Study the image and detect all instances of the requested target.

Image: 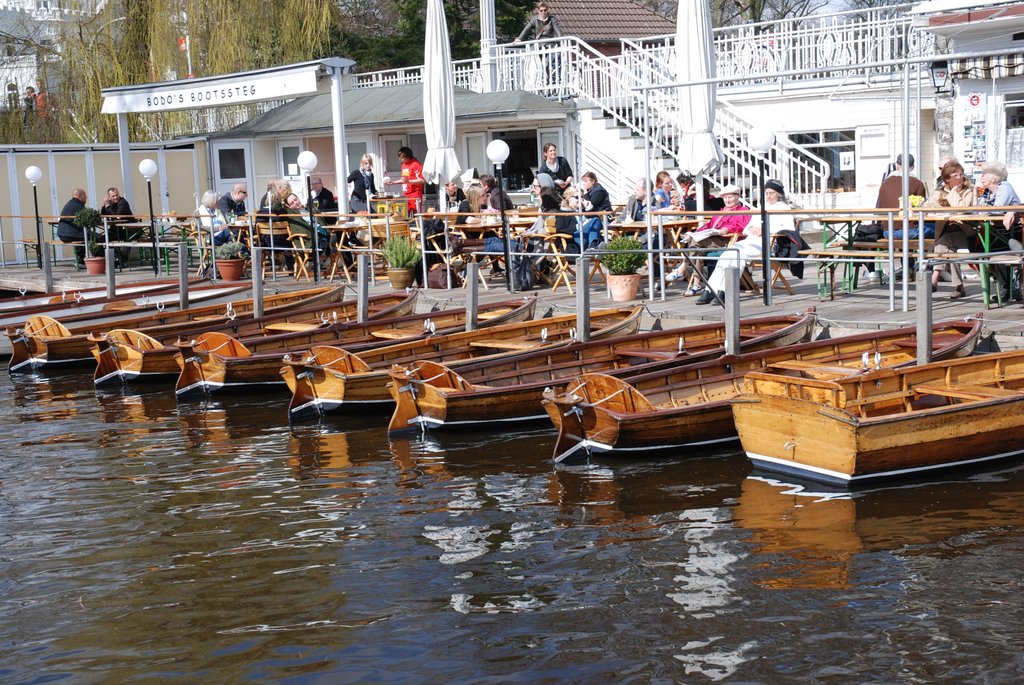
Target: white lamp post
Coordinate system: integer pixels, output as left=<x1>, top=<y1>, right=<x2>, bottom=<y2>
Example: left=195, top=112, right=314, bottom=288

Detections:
left=297, top=150, right=321, bottom=283
left=138, top=158, right=160, bottom=276
left=24, top=165, right=43, bottom=269
left=748, top=127, right=776, bottom=306
left=486, top=139, right=512, bottom=292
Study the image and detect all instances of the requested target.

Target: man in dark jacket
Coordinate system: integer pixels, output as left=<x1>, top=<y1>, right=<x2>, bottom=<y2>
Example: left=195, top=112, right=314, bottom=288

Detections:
left=218, top=184, right=247, bottom=219
left=56, top=188, right=89, bottom=263
left=100, top=187, right=135, bottom=242
left=306, top=177, right=338, bottom=225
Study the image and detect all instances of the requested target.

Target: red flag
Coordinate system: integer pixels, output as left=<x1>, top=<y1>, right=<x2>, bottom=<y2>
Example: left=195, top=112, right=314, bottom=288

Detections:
left=177, top=36, right=188, bottom=51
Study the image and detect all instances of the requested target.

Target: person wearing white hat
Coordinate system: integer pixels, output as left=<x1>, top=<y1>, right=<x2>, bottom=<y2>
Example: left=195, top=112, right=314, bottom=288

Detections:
left=695, top=179, right=795, bottom=305
left=665, top=183, right=751, bottom=294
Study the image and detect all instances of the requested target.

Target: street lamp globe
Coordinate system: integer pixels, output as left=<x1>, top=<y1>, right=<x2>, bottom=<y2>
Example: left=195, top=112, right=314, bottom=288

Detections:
left=24, top=166, right=43, bottom=185
left=486, top=139, right=510, bottom=166
left=748, top=127, right=776, bottom=154
left=138, top=158, right=158, bottom=179
left=297, top=151, right=318, bottom=172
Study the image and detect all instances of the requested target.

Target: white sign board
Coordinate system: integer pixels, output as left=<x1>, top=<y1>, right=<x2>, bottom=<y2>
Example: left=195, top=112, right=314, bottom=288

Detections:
left=102, top=70, right=318, bottom=114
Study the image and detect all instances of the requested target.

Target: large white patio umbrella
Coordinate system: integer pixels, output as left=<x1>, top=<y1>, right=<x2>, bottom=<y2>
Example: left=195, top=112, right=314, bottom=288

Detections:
left=675, top=0, right=724, bottom=177
left=423, top=0, right=462, bottom=204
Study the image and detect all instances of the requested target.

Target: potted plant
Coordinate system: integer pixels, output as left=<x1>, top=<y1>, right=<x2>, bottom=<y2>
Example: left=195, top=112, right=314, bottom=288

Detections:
left=83, top=239, right=106, bottom=275
left=602, top=236, right=646, bottom=301
left=214, top=240, right=247, bottom=281
left=382, top=236, right=421, bottom=289
left=73, top=207, right=103, bottom=269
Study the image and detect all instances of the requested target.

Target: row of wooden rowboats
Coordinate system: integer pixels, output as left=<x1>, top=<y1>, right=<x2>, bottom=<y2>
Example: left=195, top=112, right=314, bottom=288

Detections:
left=6, top=278, right=1024, bottom=487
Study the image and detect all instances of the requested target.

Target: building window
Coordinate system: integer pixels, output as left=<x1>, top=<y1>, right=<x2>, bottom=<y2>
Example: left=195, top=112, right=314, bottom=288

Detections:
left=1006, top=94, right=1024, bottom=168
left=789, top=129, right=856, bottom=193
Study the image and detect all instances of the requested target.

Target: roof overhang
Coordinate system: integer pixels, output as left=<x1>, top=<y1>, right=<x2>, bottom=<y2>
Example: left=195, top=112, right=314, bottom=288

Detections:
left=911, top=0, right=1024, bottom=38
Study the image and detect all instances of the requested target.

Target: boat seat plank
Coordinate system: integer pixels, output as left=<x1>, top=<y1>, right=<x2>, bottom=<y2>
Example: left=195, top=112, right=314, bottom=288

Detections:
left=912, top=383, right=1022, bottom=400
left=371, top=328, right=428, bottom=340
left=770, top=360, right=864, bottom=376
left=614, top=347, right=685, bottom=360
left=468, top=340, right=540, bottom=350
left=471, top=354, right=621, bottom=385
left=477, top=309, right=514, bottom=320
left=263, top=322, right=321, bottom=333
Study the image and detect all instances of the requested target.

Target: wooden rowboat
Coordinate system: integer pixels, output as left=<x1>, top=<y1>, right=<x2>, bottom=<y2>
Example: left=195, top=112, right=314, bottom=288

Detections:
left=732, top=345, right=1024, bottom=486
left=386, top=309, right=817, bottom=434
left=8, top=285, right=349, bottom=374
left=3, top=281, right=253, bottom=363
left=174, top=296, right=538, bottom=398
left=0, top=277, right=207, bottom=325
left=88, top=290, right=411, bottom=385
left=542, top=317, right=982, bottom=463
left=281, top=306, right=644, bottom=419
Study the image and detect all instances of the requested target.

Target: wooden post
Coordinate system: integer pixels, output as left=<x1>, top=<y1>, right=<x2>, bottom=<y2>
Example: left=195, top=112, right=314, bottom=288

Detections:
left=177, top=243, right=189, bottom=311
left=251, top=246, right=264, bottom=320
left=916, top=263, right=933, bottom=365
left=357, top=254, right=369, bottom=323
left=105, top=246, right=116, bottom=298
left=41, top=238, right=53, bottom=293
left=576, top=255, right=590, bottom=342
left=724, top=265, right=741, bottom=356
left=465, top=261, right=479, bottom=332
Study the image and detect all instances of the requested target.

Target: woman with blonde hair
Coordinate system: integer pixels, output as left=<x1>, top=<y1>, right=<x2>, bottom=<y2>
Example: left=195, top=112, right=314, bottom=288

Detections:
left=347, top=153, right=377, bottom=213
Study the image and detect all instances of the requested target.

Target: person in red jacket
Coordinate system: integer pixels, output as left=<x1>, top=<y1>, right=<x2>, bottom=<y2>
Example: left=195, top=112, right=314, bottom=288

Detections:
left=385, top=146, right=424, bottom=214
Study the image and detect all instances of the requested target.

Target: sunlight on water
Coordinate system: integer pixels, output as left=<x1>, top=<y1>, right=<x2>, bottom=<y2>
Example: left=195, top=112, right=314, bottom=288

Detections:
left=3, top=372, right=1024, bottom=682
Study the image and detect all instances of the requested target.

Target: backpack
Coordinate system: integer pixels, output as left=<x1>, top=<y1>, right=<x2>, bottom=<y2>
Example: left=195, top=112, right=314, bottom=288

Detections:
left=511, top=237, right=535, bottom=291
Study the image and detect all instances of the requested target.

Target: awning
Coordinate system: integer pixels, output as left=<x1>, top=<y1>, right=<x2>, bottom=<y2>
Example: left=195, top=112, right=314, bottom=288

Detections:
left=951, top=53, right=1024, bottom=78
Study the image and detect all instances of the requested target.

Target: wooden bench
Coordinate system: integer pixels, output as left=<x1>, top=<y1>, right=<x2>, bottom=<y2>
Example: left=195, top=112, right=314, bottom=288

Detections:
left=613, top=347, right=686, bottom=360
left=468, top=339, right=540, bottom=350
left=912, top=383, right=1023, bottom=400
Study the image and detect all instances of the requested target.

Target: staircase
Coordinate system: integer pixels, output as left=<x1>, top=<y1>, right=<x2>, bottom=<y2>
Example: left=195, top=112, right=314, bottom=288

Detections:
left=351, top=5, right=934, bottom=206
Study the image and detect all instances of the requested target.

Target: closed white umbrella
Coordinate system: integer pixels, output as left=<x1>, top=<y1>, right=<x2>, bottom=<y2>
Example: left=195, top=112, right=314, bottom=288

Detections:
left=423, top=0, right=462, bottom=202
left=675, top=0, right=724, bottom=177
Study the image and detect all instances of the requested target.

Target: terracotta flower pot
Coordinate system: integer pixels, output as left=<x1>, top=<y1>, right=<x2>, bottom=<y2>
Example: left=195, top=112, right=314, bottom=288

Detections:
left=84, top=256, right=106, bottom=276
left=387, top=267, right=416, bottom=290
left=217, top=259, right=246, bottom=282
left=607, top=273, right=642, bottom=302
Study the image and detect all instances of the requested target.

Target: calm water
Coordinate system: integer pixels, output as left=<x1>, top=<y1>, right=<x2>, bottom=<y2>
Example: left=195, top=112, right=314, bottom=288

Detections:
left=3, top=370, right=1024, bottom=684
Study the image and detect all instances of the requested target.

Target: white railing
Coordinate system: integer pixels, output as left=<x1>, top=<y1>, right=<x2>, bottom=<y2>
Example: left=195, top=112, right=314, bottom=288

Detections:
left=618, top=5, right=934, bottom=87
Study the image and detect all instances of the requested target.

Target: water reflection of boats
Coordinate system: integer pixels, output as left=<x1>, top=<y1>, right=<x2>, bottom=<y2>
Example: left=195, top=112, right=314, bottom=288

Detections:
left=735, top=466, right=1024, bottom=589
left=95, top=388, right=179, bottom=424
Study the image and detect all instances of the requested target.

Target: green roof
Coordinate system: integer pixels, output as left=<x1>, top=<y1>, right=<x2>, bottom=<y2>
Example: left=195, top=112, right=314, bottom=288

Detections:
left=214, top=84, right=575, bottom=137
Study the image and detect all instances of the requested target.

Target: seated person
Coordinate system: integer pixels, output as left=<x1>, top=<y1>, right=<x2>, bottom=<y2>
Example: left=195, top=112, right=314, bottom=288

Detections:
left=693, top=180, right=795, bottom=305
left=677, top=173, right=725, bottom=213
left=665, top=184, right=751, bottom=293
left=927, top=160, right=976, bottom=299
left=568, top=171, right=612, bottom=249
left=196, top=190, right=233, bottom=246
left=618, top=178, right=661, bottom=278
left=100, top=186, right=135, bottom=241
left=652, top=170, right=677, bottom=209
left=284, top=192, right=330, bottom=256
left=55, top=188, right=90, bottom=263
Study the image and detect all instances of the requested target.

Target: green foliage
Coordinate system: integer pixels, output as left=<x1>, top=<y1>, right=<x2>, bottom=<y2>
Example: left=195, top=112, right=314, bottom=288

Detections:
left=383, top=236, right=421, bottom=269
left=215, top=241, right=246, bottom=260
left=74, top=207, right=102, bottom=230
left=87, top=240, right=105, bottom=257
left=602, top=236, right=646, bottom=275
